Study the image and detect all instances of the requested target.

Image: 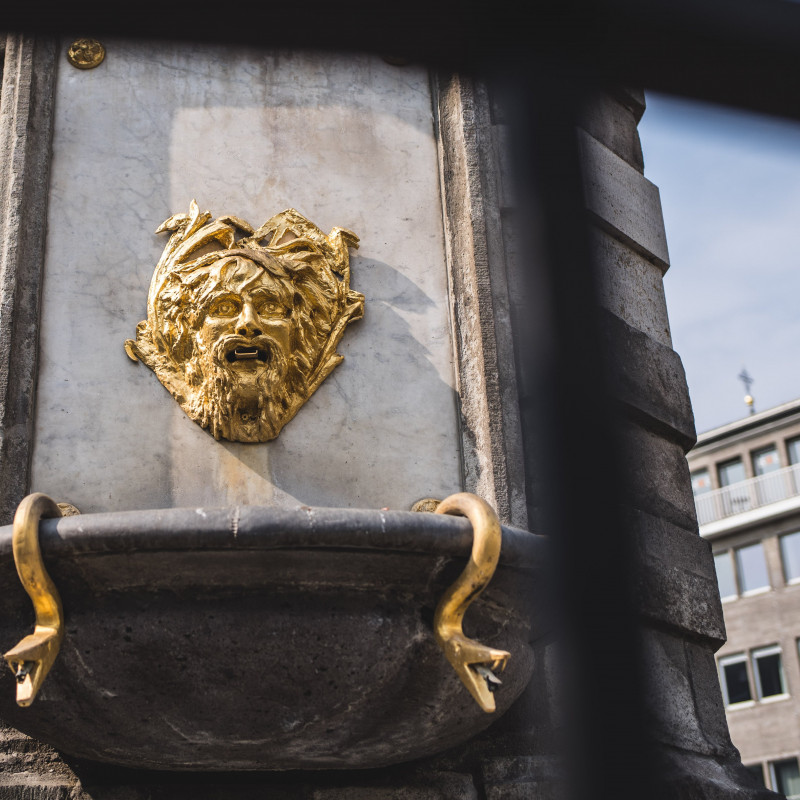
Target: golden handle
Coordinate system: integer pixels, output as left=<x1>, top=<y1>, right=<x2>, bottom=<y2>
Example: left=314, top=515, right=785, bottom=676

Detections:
left=3, top=493, right=64, bottom=706
left=434, top=493, right=510, bottom=712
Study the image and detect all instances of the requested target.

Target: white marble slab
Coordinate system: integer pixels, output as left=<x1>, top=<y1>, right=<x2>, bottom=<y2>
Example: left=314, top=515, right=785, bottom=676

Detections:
left=31, top=42, right=462, bottom=513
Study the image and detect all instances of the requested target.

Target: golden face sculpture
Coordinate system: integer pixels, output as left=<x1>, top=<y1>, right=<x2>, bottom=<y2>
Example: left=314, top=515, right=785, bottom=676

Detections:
left=125, top=201, right=364, bottom=442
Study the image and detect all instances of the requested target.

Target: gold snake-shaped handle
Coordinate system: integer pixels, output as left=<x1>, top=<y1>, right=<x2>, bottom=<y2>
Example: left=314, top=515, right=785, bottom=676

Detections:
left=434, top=493, right=510, bottom=712
left=3, top=493, right=64, bottom=706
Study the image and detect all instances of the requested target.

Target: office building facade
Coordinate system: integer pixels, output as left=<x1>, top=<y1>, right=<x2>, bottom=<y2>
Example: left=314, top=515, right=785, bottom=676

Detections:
left=690, top=398, right=800, bottom=797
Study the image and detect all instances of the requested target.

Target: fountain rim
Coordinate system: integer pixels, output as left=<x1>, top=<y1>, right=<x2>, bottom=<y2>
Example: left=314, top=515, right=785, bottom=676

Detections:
left=0, top=505, right=544, bottom=569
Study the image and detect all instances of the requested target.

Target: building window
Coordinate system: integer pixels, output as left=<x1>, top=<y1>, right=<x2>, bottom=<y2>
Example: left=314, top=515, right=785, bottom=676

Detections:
left=691, top=468, right=712, bottom=495
left=752, top=646, right=786, bottom=700
left=718, top=458, right=752, bottom=514
left=788, top=437, right=800, bottom=466
left=771, top=758, right=800, bottom=799
left=719, top=458, right=747, bottom=486
left=713, top=543, right=771, bottom=599
left=752, top=444, right=789, bottom=504
left=753, top=445, right=781, bottom=475
left=781, top=531, right=800, bottom=584
left=735, top=542, right=770, bottom=595
left=713, top=551, right=737, bottom=600
left=719, top=654, right=752, bottom=706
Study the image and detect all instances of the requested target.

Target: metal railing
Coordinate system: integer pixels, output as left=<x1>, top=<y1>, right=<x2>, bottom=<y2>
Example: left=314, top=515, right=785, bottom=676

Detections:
left=695, top=464, right=800, bottom=526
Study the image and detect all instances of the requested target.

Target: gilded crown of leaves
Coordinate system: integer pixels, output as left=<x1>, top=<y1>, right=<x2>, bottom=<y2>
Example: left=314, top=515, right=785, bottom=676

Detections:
left=147, top=199, right=360, bottom=316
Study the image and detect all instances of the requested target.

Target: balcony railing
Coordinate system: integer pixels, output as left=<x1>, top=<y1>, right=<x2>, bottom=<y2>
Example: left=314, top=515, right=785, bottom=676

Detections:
left=694, top=464, right=800, bottom=526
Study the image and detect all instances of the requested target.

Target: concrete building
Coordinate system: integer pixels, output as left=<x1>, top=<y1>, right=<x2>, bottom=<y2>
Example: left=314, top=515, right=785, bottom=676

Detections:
left=690, top=398, right=800, bottom=797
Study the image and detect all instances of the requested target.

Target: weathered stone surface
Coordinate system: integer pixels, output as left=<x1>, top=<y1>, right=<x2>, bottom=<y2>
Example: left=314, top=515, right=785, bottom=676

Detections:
left=309, top=774, right=478, bottom=799
left=685, top=640, right=743, bottom=757
left=618, top=418, right=699, bottom=532
left=482, top=755, right=563, bottom=800
left=481, top=641, right=553, bottom=741
left=434, top=74, right=527, bottom=526
left=0, top=35, right=57, bottom=524
left=62, top=772, right=477, bottom=800
left=577, top=91, right=644, bottom=172
left=601, top=309, right=695, bottom=450
left=611, top=87, right=646, bottom=123
left=640, top=627, right=736, bottom=757
left=654, top=749, right=779, bottom=800
left=0, top=786, right=73, bottom=800
left=486, top=785, right=555, bottom=800
left=592, top=226, right=672, bottom=347
left=628, top=506, right=725, bottom=644
left=578, top=128, right=670, bottom=269
left=0, top=725, right=76, bottom=782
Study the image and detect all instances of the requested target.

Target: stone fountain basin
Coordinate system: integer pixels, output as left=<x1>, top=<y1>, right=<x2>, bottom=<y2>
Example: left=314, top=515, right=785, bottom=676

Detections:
left=0, top=506, right=547, bottom=771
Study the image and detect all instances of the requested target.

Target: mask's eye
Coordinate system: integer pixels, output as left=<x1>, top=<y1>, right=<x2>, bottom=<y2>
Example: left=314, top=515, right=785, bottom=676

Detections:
left=211, top=298, right=240, bottom=317
left=255, top=299, right=286, bottom=316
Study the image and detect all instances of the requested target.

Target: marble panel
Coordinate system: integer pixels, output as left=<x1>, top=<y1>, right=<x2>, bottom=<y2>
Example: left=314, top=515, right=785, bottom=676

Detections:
left=31, top=42, right=462, bottom=513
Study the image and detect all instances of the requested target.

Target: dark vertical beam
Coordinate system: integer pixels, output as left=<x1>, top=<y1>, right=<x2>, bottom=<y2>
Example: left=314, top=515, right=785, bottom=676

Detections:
left=506, top=66, right=655, bottom=798
left=0, top=35, right=58, bottom=523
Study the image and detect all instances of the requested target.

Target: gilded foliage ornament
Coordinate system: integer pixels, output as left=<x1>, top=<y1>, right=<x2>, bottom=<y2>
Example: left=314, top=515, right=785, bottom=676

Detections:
left=126, top=201, right=364, bottom=442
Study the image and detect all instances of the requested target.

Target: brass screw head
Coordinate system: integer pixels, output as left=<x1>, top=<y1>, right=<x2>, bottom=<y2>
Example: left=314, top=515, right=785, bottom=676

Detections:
left=411, top=498, right=442, bottom=513
left=67, top=38, right=106, bottom=70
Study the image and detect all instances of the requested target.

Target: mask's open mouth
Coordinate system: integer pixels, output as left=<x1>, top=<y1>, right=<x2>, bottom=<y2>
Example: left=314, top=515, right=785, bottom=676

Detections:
left=226, top=346, right=270, bottom=364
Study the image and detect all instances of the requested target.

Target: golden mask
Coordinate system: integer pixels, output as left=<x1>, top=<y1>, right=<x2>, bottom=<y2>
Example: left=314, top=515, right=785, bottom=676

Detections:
left=126, top=201, right=364, bottom=442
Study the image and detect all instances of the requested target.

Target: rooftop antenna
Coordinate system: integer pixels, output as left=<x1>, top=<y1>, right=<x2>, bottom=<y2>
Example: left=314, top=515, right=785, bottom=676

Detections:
left=738, top=367, right=755, bottom=415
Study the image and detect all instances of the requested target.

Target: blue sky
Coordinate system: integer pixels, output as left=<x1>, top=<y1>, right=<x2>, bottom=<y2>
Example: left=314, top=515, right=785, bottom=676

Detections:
left=637, top=94, right=800, bottom=434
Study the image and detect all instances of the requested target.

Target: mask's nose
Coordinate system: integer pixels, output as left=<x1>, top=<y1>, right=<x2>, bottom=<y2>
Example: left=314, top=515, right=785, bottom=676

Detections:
left=235, top=302, right=262, bottom=337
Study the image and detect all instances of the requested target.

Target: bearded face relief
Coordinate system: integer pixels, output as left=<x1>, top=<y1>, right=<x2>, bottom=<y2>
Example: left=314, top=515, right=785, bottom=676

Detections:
left=125, top=202, right=364, bottom=442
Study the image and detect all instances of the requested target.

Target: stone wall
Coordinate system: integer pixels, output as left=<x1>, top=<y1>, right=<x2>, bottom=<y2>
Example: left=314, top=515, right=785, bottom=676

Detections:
left=0, top=34, right=777, bottom=800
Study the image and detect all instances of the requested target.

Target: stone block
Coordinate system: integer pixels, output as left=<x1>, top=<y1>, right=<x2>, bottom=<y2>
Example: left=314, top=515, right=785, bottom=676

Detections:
left=0, top=785, right=73, bottom=800
left=485, top=786, right=554, bottom=800
left=629, top=506, right=725, bottom=644
left=654, top=749, right=779, bottom=800
left=640, top=626, right=733, bottom=757
left=617, top=419, right=698, bottom=532
left=685, top=641, right=740, bottom=756
left=482, top=755, right=560, bottom=785
left=310, top=778, right=477, bottom=800
left=72, top=775, right=478, bottom=800
left=482, top=755, right=563, bottom=800
left=578, top=129, right=670, bottom=269
left=611, top=86, right=646, bottom=122
left=577, top=91, right=644, bottom=172
left=601, top=309, right=695, bottom=450
left=592, top=226, right=672, bottom=347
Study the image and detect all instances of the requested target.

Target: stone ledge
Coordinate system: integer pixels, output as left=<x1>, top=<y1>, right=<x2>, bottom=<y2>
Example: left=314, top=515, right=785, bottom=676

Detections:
left=617, top=419, right=699, bottom=533
left=601, top=308, right=696, bottom=451
left=641, top=627, right=735, bottom=758
left=577, top=91, right=644, bottom=173
left=592, top=226, right=672, bottom=348
left=0, top=782, right=74, bottom=800
left=578, top=128, right=670, bottom=270
left=654, top=748, right=780, bottom=800
left=611, top=86, right=646, bottom=123
left=481, top=754, right=563, bottom=800
left=630, top=506, right=725, bottom=644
